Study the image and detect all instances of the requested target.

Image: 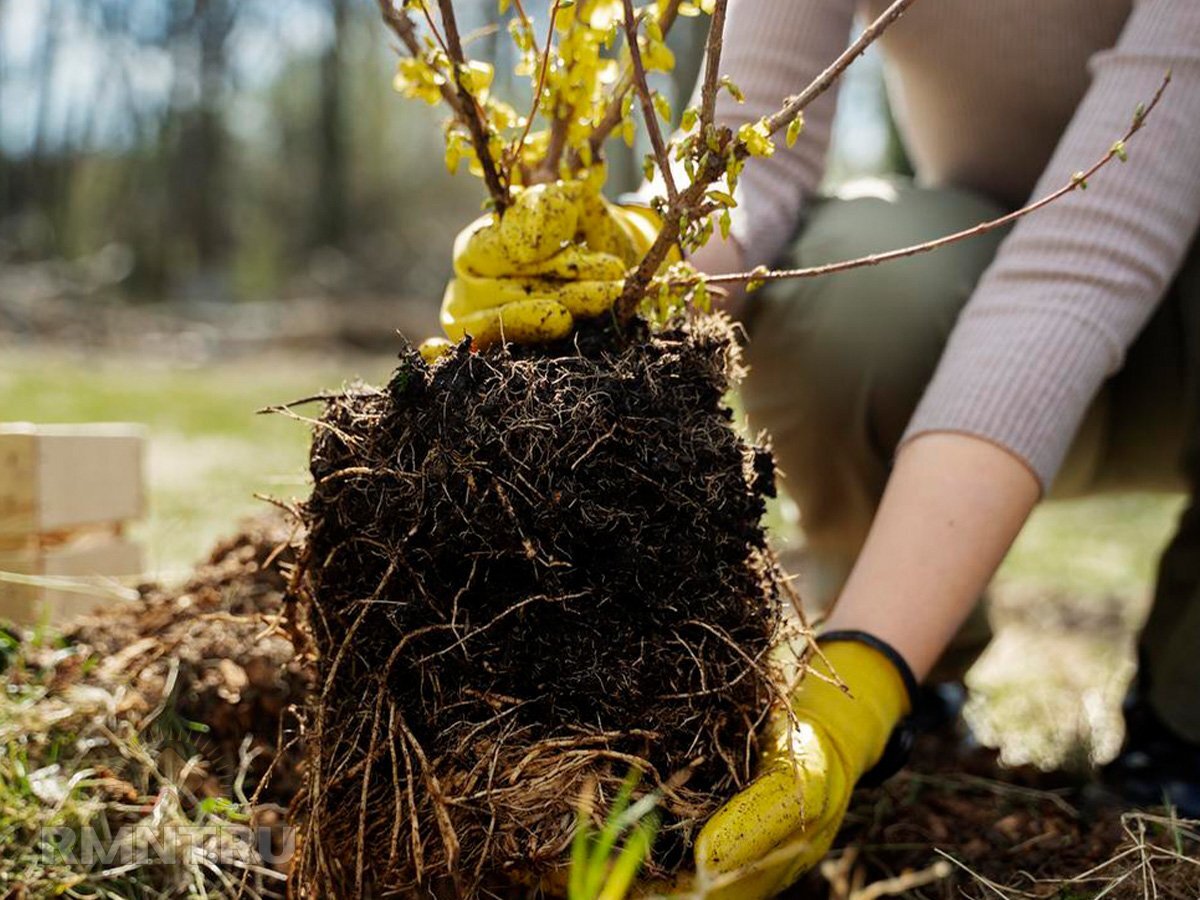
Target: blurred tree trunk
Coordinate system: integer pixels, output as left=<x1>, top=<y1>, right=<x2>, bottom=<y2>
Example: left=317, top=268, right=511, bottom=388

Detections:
left=23, top=0, right=66, bottom=234
left=313, top=0, right=351, bottom=250
left=0, top=0, right=10, bottom=218
left=33, top=0, right=62, bottom=160
left=168, top=0, right=236, bottom=280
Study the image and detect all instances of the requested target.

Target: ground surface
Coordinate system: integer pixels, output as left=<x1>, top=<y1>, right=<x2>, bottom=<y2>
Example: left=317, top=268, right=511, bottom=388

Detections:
left=806, top=730, right=1200, bottom=899
left=1, top=348, right=1195, bottom=897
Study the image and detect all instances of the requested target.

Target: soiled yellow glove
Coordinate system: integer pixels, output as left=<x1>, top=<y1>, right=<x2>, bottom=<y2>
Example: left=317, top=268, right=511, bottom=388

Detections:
left=693, top=639, right=913, bottom=899
left=420, top=181, right=665, bottom=360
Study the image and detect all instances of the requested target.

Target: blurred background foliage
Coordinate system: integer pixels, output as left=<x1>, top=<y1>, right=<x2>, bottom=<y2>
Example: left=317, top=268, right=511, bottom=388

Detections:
left=0, top=0, right=900, bottom=329
left=2, top=0, right=484, bottom=320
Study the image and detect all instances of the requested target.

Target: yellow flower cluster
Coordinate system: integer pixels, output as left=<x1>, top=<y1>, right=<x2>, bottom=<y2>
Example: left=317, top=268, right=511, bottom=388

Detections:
left=393, top=55, right=447, bottom=106
left=391, top=0, right=684, bottom=189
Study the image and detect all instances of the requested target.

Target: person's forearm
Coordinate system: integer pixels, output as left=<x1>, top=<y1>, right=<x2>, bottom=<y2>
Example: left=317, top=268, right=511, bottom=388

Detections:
left=822, top=432, right=1041, bottom=680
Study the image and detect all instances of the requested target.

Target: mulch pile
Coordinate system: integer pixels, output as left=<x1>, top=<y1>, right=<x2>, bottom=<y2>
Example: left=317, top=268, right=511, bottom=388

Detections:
left=61, top=515, right=309, bottom=806
left=800, top=728, right=1200, bottom=899
left=287, top=315, right=788, bottom=896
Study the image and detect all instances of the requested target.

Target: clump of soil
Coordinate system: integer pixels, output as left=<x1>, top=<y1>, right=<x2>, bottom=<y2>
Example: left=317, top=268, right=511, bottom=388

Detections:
left=62, top=515, right=308, bottom=804
left=288, top=315, right=786, bottom=896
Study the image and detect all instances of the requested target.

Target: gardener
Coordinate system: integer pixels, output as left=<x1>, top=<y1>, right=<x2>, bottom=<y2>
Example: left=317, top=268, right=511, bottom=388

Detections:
left=439, top=0, right=1200, bottom=895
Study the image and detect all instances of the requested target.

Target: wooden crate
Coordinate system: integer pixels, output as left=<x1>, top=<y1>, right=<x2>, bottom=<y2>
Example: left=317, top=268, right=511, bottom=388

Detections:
left=0, top=424, right=145, bottom=625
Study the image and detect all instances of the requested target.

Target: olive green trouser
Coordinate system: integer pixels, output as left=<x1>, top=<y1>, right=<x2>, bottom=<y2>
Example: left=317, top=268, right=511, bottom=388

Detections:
left=742, top=178, right=1200, bottom=742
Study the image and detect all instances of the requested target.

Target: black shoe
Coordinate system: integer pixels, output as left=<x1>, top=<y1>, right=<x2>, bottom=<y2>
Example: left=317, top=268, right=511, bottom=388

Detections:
left=1101, top=697, right=1200, bottom=818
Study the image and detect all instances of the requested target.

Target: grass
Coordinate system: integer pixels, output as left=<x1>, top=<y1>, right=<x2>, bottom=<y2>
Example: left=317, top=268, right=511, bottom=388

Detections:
left=0, top=632, right=284, bottom=899
left=999, top=492, right=1184, bottom=600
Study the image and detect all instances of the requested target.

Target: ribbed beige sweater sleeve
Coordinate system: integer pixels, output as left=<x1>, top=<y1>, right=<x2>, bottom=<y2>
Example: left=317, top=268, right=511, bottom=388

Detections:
left=903, top=0, right=1200, bottom=489
left=702, top=0, right=854, bottom=270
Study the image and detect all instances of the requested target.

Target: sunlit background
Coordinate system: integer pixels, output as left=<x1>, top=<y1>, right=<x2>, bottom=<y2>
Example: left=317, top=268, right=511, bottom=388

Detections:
left=0, top=1, right=899, bottom=325
left=0, top=0, right=1186, bottom=766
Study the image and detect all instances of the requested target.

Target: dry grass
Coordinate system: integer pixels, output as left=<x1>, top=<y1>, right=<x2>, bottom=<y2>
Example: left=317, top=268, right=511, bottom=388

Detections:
left=0, top=636, right=284, bottom=899
left=0, top=520, right=300, bottom=900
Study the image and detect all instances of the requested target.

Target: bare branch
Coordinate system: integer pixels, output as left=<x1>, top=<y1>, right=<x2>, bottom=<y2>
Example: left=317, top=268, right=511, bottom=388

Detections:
left=622, top=0, right=678, bottom=204
left=698, top=0, right=728, bottom=132
left=764, top=0, right=917, bottom=138
left=436, top=0, right=509, bottom=211
left=532, top=115, right=572, bottom=184
left=667, top=72, right=1172, bottom=290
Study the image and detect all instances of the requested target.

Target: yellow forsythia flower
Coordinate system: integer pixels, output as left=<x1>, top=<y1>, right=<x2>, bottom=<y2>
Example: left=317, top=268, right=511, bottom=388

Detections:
left=737, top=120, right=776, bottom=158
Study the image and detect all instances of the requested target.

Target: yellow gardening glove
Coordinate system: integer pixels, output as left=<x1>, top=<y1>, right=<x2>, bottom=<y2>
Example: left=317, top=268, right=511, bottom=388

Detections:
left=693, top=637, right=915, bottom=899
left=419, top=180, right=668, bottom=362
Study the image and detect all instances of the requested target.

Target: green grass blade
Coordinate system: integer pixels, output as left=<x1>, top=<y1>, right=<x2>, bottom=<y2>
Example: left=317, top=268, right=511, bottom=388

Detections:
left=596, top=814, right=660, bottom=900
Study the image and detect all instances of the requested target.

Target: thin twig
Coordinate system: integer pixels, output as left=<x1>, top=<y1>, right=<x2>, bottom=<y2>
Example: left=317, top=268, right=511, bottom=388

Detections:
left=510, top=0, right=536, bottom=50
left=622, top=0, right=678, bottom=204
left=665, top=71, right=1171, bottom=290
left=376, top=0, right=465, bottom=118
left=506, top=0, right=564, bottom=180
left=535, top=116, right=571, bottom=182
left=418, top=3, right=453, bottom=59
left=763, top=0, right=917, bottom=138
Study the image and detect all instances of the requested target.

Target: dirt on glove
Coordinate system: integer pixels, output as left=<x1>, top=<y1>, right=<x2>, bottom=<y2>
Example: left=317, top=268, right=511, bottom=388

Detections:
left=287, top=314, right=788, bottom=896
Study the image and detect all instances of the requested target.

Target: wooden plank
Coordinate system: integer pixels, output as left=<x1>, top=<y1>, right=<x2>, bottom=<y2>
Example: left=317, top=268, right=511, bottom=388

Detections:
left=0, top=535, right=142, bottom=626
left=0, top=431, right=37, bottom=538
left=0, top=424, right=145, bottom=538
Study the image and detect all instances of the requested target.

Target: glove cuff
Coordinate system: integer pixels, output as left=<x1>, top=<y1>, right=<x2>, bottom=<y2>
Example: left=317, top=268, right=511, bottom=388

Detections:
left=819, top=631, right=919, bottom=709
left=818, top=630, right=920, bottom=787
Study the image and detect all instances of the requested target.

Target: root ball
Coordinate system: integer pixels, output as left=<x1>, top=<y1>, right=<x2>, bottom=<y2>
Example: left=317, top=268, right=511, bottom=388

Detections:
left=290, top=315, right=785, bottom=895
